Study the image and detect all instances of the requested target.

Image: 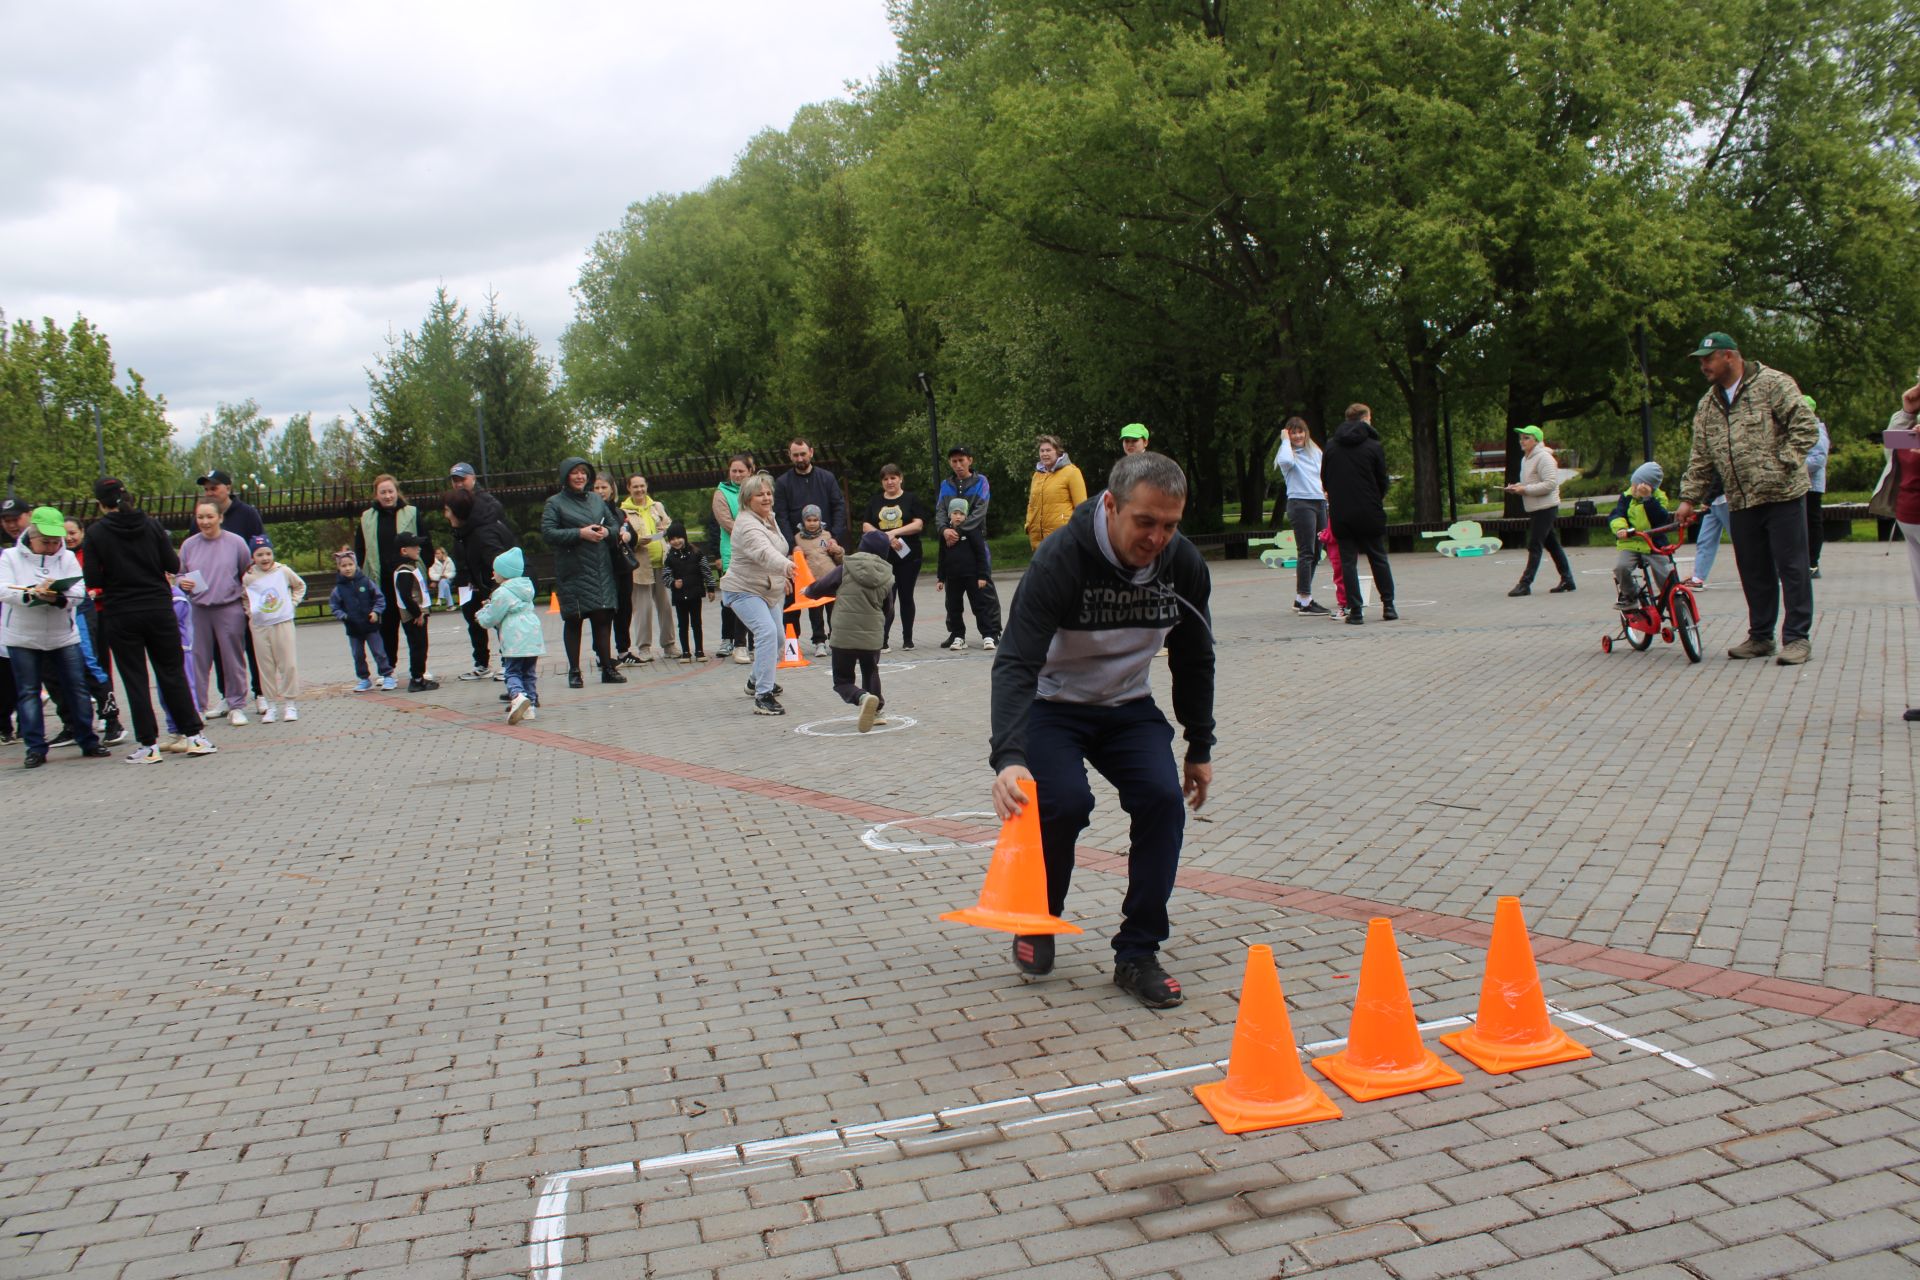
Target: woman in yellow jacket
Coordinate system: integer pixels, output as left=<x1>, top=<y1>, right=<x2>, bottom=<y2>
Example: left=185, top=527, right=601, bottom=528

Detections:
left=1025, top=434, right=1087, bottom=548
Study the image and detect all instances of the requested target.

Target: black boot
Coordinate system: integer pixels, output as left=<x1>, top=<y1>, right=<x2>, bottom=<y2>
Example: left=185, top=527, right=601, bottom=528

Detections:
left=1549, top=579, right=1577, bottom=593
left=1508, top=583, right=1531, bottom=597
left=601, top=664, right=627, bottom=684
left=567, top=670, right=584, bottom=689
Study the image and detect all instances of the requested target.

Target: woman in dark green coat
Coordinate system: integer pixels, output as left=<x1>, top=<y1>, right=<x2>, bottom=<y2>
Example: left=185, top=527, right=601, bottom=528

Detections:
left=541, top=457, right=628, bottom=688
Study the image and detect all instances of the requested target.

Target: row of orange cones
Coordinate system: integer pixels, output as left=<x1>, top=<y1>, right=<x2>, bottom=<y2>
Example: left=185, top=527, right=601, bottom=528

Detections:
left=939, top=778, right=1591, bottom=1135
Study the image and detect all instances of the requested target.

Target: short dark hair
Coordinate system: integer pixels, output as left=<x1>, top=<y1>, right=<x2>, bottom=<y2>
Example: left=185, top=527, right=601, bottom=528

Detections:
left=879, top=463, right=902, bottom=480
left=93, top=477, right=127, bottom=508
left=1344, top=403, right=1371, bottom=421
left=788, top=436, right=811, bottom=449
left=443, top=487, right=474, bottom=519
left=1109, top=451, right=1188, bottom=505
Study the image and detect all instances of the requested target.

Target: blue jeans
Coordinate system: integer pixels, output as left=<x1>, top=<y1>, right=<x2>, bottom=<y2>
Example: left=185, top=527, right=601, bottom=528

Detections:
left=503, top=656, right=539, bottom=704
left=347, top=631, right=392, bottom=680
left=1026, top=697, right=1186, bottom=960
left=9, top=644, right=99, bottom=755
left=723, top=591, right=780, bottom=695
left=1692, top=496, right=1729, bottom=584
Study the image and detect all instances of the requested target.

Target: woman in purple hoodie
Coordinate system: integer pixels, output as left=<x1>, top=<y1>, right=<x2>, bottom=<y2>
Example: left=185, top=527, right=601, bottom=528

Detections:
left=177, top=500, right=254, bottom=726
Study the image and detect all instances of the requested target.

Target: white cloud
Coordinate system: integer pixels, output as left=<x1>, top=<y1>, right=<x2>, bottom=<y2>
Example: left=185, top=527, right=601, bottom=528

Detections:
left=0, top=0, right=900, bottom=437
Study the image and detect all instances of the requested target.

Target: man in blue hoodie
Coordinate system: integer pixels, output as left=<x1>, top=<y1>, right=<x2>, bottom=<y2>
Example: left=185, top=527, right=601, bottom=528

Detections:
left=988, top=452, right=1216, bottom=1009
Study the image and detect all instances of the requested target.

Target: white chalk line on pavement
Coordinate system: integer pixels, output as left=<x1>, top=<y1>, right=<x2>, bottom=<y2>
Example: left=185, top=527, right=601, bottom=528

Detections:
left=859, top=811, right=999, bottom=854
left=525, top=1006, right=1707, bottom=1279
left=793, top=713, right=919, bottom=737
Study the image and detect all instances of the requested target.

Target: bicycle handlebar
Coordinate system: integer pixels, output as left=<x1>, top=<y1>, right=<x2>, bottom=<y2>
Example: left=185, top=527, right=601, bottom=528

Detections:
left=1621, top=523, right=1686, bottom=556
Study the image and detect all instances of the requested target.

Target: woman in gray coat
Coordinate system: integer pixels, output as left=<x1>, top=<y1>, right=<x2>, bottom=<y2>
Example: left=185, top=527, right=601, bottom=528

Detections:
left=541, top=457, right=628, bottom=688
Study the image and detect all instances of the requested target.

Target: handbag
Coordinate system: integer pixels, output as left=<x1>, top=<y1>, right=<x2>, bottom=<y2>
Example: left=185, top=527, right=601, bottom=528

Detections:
left=1867, top=450, right=1897, bottom=519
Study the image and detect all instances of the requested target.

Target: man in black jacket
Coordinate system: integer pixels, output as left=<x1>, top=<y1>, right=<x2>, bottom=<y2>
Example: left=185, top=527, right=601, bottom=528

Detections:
left=773, top=437, right=846, bottom=548
left=1321, top=403, right=1398, bottom=624
left=81, top=478, right=214, bottom=762
left=988, top=452, right=1215, bottom=1009
left=444, top=484, right=518, bottom=680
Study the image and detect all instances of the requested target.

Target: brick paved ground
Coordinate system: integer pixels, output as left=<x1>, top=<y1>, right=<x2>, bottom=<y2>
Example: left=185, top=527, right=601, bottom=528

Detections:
left=2, top=536, right=1916, bottom=1278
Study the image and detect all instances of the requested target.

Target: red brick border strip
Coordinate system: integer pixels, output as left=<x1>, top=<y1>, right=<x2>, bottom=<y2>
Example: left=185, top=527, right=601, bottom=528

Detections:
left=366, top=690, right=1920, bottom=1038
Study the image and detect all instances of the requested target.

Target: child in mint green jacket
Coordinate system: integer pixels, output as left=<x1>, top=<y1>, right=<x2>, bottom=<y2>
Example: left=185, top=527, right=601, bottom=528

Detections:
left=476, top=547, right=545, bottom=723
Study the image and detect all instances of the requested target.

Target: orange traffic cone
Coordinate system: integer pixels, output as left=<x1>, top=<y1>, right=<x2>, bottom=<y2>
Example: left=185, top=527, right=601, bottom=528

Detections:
left=1313, top=918, right=1463, bottom=1101
left=547, top=591, right=560, bottom=614
left=1196, top=945, right=1342, bottom=1132
left=1439, top=898, right=1592, bottom=1074
left=786, top=548, right=835, bottom=612
left=940, top=778, right=1081, bottom=936
left=776, top=624, right=809, bottom=670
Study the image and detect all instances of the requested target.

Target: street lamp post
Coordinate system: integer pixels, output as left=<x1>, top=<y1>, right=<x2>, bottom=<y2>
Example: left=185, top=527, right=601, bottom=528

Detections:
left=915, top=372, right=940, bottom=490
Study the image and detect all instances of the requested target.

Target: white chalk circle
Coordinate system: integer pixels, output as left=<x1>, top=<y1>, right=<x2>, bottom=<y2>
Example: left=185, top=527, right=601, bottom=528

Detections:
left=795, top=713, right=919, bottom=738
left=860, top=810, right=998, bottom=854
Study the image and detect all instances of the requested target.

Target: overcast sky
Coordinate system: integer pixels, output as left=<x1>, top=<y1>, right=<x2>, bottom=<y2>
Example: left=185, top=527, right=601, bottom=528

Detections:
left=0, top=1, right=901, bottom=441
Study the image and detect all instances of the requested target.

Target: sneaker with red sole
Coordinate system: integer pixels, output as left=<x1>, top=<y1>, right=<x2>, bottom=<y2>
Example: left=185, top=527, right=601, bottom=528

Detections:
left=1013, top=935, right=1054, bottom=976
left=1113, top=956, right=1183, bottom=1008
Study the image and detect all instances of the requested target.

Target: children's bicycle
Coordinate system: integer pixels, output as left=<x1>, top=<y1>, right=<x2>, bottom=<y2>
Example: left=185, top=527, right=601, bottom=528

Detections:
left=1600, top=524, right=1702, bottom=663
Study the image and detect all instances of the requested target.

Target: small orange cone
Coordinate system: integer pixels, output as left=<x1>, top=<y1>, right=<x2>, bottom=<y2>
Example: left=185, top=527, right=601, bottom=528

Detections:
left=547, top=591, right=560, bottom=614
left=1439, top=898, right=1592, bottom=1074
left=940, top=777, right=1081, bottom=936
left=1313, top=918, right=1463, bottom=1101
left=785, top=548, right=835, bottom=612
left=1196, top=945, right=1342, bottom=1132
left=776, top=624, right=809, bottom=670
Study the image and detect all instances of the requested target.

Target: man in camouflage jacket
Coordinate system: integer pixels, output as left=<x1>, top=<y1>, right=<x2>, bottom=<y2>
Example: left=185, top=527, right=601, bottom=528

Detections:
left=1673, top=332, right=1819, bottom=665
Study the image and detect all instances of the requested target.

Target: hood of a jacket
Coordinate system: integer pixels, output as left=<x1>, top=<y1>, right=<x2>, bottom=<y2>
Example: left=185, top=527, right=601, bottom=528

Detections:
left=844, top=551, right=895, bottom=591
left=557, top=456, right=595, bottom=492
left=1331, top=418, right=1378, bottom=448
left=96, top=508, right=152, bottom=538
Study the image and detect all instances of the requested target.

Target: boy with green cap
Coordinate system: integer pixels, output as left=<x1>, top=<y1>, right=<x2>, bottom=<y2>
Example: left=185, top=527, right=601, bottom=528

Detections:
left=0, top=507, right=110, bottom=766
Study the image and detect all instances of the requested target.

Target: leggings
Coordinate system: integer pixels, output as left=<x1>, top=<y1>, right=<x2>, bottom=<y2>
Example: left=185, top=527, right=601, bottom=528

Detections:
left=675, top=601, right=705, bottom=655
left=887, top=553, right=920, bottom=646
left=562, top=610, right=614, bottom=673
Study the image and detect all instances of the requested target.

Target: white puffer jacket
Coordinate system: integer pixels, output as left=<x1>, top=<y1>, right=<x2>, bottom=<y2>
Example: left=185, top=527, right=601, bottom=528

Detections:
left=0, top=543, right=85, bottom=650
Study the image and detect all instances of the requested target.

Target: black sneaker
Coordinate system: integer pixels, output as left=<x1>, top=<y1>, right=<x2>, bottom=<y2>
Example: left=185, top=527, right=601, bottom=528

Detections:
left=1298, top=600, right=1330, bottom=616
left=48, top=727, right=75, bottom=748
left=1114, top=956, right=1183, bottom=1008
left=1344, top=611, right=1365, bottom=626
left=23, top=752, right=46, bottom=769
left=407, top=678, right=440, bottom=692
left=1013, top=935, right=1055, bottom=976
left=902, top=640, right=915, bottom=650
left=601, top=667, right=627, bottom=684
left=82, top=745, right=111, bottom=758
left=102, top=723, right=129, bottom=746
left=567, top=671, right=584, bottom=689
left=752, top=693, right=785, bottom=716
left=745, top=678, right=783, bottom=697
left=1381, top=605, right=1399, bottom=621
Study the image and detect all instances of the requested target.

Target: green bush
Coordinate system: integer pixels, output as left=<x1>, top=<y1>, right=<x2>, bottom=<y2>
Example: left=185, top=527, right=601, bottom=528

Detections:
left=1827, top=438, right=1886, bottom=492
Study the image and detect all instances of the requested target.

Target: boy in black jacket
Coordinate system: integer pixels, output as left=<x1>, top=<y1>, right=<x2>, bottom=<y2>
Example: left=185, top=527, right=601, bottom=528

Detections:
left=987, top=453, right=1216, bottom=1008
left=936, top=498, right=1001, bottom=650
left=663, top=530, right=716, bottom=661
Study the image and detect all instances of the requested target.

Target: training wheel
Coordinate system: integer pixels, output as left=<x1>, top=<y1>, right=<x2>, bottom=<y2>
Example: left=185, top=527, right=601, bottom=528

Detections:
left=1662, top=628, right=1674, bottom=643
left=1600, top=635, right=1613, bottom=653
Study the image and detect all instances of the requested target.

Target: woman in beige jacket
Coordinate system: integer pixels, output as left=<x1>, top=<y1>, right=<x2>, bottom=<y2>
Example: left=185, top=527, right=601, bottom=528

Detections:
left=718, top=473, right=795, bottom=715
left=619, top=474, right=677, bottom=662
left=1505, top=425, right=1575, bottom=595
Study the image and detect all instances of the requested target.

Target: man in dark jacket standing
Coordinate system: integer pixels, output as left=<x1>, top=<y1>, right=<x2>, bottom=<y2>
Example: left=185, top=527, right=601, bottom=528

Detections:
left=988, top=452, right=1216, bottom=1009
left=81, top=478, right=214, bottom=762
left=444, top=482, right=517, bottom=680
left=1321, top=404, right=1398, bottom=624
left=773, top=437, right=845, bottom=548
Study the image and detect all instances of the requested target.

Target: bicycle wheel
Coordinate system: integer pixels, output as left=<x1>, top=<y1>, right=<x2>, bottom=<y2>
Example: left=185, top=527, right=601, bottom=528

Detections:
left=1626, top=617, right=1654, bottom=651
left=1672, top=589, right=1703, bottom=663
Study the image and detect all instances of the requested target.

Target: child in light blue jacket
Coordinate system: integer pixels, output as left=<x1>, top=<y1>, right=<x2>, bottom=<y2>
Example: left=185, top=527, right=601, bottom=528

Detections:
left=476, top=547, right=545, bottom=723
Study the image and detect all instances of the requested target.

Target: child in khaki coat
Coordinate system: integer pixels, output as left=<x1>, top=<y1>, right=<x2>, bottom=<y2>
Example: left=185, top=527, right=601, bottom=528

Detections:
left=793, top=504, right=843, bottom=655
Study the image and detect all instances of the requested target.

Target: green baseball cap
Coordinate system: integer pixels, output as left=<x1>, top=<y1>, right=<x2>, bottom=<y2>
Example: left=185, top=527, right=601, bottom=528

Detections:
left=1515, top=425, right=1545, bottom=442
left=1688, top=331, right=1739, bottom=357
left=1802, top=394, right=1817, bottom=411
left=28, top=506, right=66, bottom=538
left=1119, top=422, right=1149, bottom=440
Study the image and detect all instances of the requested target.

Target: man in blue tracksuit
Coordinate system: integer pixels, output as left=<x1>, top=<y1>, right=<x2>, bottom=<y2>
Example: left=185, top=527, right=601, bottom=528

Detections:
left=987, top=452, right=1216, bottom=1008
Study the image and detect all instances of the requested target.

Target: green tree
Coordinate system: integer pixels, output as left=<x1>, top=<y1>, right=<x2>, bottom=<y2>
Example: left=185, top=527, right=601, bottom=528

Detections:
left=0, top=312, right=176, bottom=502
left=469, top=293, right=584, bottom=475
left=365, top=288, right=475, bottom=479
left=179, top=399, right=274, bottom=492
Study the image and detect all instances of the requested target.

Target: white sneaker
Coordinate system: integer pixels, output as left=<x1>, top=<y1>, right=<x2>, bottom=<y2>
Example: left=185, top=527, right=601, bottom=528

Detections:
left=459, top=667, right=493, bottom=681
left=261, top=707, right=279, bottom=724
left=228, top=709, right=248, bottom=727
left=507, top=694, right=531, bottom=724
left=283, top=705, right=299, bottom=722
left=125, top=744, right=161, bottom=764
left=733, top=647, right=752, bottom=664
left=161, top=734, right=191, bottom=753
left=184, top=735, right=218, bottom=756
left=981, top=637, right=997, bottom=651
left=256, top=695, right=270, bottom=715
left=857, top=693, right=881, bottom=733
left=812, top=642, right=828, bottom=658
left=946, top=637, right=967, bottom=651
left=522, top=707, right=537, bottom=721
